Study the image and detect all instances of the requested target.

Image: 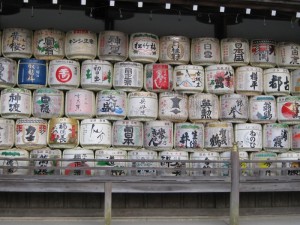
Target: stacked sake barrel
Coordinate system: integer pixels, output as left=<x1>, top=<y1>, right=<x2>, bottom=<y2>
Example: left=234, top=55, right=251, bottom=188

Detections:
left=0, top=28, right=300, bottom=177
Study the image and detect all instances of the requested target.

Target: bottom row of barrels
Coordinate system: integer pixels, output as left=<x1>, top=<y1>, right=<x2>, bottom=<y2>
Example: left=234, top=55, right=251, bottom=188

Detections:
left=0, top=148, right=299, bottom=177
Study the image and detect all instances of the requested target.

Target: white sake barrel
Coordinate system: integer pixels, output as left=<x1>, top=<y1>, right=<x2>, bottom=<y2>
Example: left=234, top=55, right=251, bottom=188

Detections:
left=2, top=28, right=33, bottom=59
left=277, top=42, right=300, bottom=69
left=159, top=35, right=190, bottom=65
left=250, top=151, right=277, bottom=176
left=80, top=59, right=112, bottom=91
left=48, top=59, right=80, bottom=90
left=205, top=64, right=234, bottom=95
left=98, top=30, right=128, bottom=62
left=220, top=94, right=249, bottom=123
left=80, top=119, right=111, bottom=150
left=290, top=69, right=300, bottom=96
left=277, top=151, right=300, bottom=176
left=0, top=148, right=29, bottom=175
left=62, top=148, right=94, bottom=176
left=1, top=88, right=31, bottom=118
left=158, top=92, right=188, bottom=122
left=127, top=91, right=158, bottom=121
left=15, top=118, right=48, bottom=150
left=0, top=57, right=17, bottom=89
left=30, top=148, right=62, bottom=175
left=65, top=29, right=97, bottom=60
left=249, top=95, right=277, bottom=123
left=250, top=39, right=277, bottom=68
left=32, top=88, right=64, bottom=119
left=173, top=65, right=204, bottom=94
left=47, top=118, right=79, bottom=149
left=188, top=93, right=219, bottom=123
left=113, top=61, right=143, bottom=92
left=144, top=120, right=173, bottom=151
left=144, top=63, right=173, bottom=92
left=174, top=122, right=204, bottom=151
left=95, top=148, right=127, bottom=176
left=33, top=29, right=65, bottom=60
left=235, top=66, right=263, bottom=96
left=221, top=38, right=250, bottom=66
left=190, top=151, right=220, bottom=176
left=204, top=122, right=234, bottom=152
left=277, top=96, right=300, bottom=124
left=191, top=37, right=220, bottom=66
left=129, top=32, right=159, bottom=63
left=112, top=120, right=143, bottom=150
left=235, top=123, right=262, bottom=152
left=263, top=123, right=290, bottom=153
left=219, top=151, right=249, bottom=176
left=128, top=149, right=158, bottom=176
left=263, top=68, right=290, bottom=96
left=0, top=118, right=14, bottom=149
left=291, top=124, right=300, bottom=152
left=96, top=90, right=127, bottom=120
left=65, top=89, right=95, bottom=119
left=159, top=149, right=188, bottom=176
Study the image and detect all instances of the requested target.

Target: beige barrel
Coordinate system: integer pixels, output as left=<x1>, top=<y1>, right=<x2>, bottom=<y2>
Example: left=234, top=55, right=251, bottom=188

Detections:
left=250, top=151, right=277, bottom=176
left=250, top=39, right=277, bottom=68
left=190, top=150, right=220, bottom=176
left=277, top=42, right=300, bottom=69
left=0, top=57, right=17, bottom=89
left=0, top=118, right=15, bottom=150
left=221, top=38, right=250, bottom=66
left=263, top=123, right=290, bottom=153
left=277, top=151, right=300, bottom=176
left=291, top=124, right=300, bottom=152
left=159, top=149, right=188, bottom=176
left=249, top=95, right=277, bottom=123
left=235, top=123, right=262, bottom=152
left=263, top=68, right=290, bottom=96
left=277, top=96, right=300, bottom=124
left=220, top=151, right=249, bottom=176
left=291, top=69, right=300, bottom=96
left=0, top=148, right=29, bottom=175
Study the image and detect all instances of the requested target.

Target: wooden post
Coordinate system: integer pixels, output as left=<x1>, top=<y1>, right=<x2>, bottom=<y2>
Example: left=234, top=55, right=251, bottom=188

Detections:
left=104, top=182, right=112, bottom=225
left=230, top=142, right=240, bottom=225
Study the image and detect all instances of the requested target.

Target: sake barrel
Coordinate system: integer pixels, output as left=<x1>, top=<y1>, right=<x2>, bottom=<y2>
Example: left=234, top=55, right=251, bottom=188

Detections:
left=98, top=30, right=128, bottom=62
left=48, top=118, right=79, bottom=149
left=235, top=123, right=262, bottom=152
left=144, top=63, right=173, bottom=92
left=159, top=35, right=190, bottom=65
left=0, top=118, right=15, bottom=149
left=277, top=151, right=300, bottom=176
left=127, top=149, right=158, bottom=176
left=127, top=91, right=158, bottom=121
left=220, top=94, right=249, bottom=123
left=30, top=148, right=61, bottom=175
left=277, top=42, right=300, bottom=69
left=263, top=123, right=290, bottom=153
left=80, top=119, right=112, bottom=150
left=32, top=88, right=64, bottom=119
left=0, top=148, right=29, bottom=175
left=159, top=149, right=188, bottom=176
left=190, top=150, right=220, bottom=176
left=205, top=64, right=234, bottom=95
left=112, top=120, right=143, bottom=150
left=0, top=57, right=17, bottom=89
left=221, top=38, right=250, bottom=66
left=188, top=93, right=219, bottom=123
left=95, top=148, right=127, bottom=176
left=2, top=28, right=33, bottom=59
left=250, top=151, right=277, bottom=176
left=62, top=148, right=94, bottom=176
left=158, top=92, right=188, bottom=122
left=144, top=120, right=173, bottom=151
left=80, top=59, right=113, bottom=91
left=33, top=29, right=65, bottom=60
left=290, top=69, right=300, bottom=96
left=263, top=68, right=290, bottom=96
left=204, top=122, right=234, bottom=152
left=173, top=65, right=204, bottom=94
left=96, top=90, right=127, bottom=121
left=48, top=59, right=80, bottom=90
left=17, top=58, right=47, bottom=89
left=65, top=29, right=97, bottom=60
left=277, top=96, right=300, bottom=124
left=65, top=89, right=95, bottom=119
left=15, top=118, right=48, bottom=150
left=174, top=122, right=204, bottom=151
left=219, top=151, right=249, bottom=176
left=113, top=61, right=143, bottom=92
left=291, top=124, right=300, bottom=152
left=1, top=88, right=31, bottom=118
left=250, top=39, right=277, bottom=68
left=129, top=32, right=159, bottom=63
left=249, top=95, right=277, bottom=123
left=191, top=37, right=220, bottom=66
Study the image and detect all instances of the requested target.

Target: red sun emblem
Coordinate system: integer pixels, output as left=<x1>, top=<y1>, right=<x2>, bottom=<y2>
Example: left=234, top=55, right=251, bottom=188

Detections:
left=281, top=102, right=299, bottom=118
left=56, top=66, right=72, bottom=83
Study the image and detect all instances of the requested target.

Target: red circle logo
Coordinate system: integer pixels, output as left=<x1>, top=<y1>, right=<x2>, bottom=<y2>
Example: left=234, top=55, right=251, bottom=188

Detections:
left=56, top=66, right=72, bottom=83
left=281, top=102, right=298, bottom=118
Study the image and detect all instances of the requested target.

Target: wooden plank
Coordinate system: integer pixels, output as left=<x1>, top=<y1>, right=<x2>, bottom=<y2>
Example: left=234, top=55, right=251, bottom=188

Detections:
left=46, top=193, right=64, bottom=208
left=162, top=193, right=181, bottom=208
left=145, top=193, right=162, bottom=208
left=230, top=145, right=240, bottom=225
left=125, top=193, right=144, bottom=208
left=182, top=193, right=198, bottom=208
left=105, top=182, right=112, bottom=225
left=272, top=192, right=289, bottom=207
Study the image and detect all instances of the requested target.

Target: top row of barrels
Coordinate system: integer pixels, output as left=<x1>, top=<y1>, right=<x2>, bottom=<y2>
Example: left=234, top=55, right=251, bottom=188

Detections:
left=0, top=28, right=299, bottom=69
